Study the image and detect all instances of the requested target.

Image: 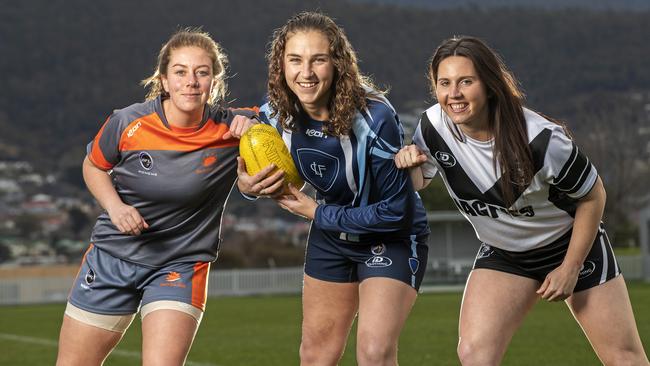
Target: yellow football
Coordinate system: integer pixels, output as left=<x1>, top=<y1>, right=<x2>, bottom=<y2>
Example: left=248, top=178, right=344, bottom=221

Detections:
left=239, top=124, right=304, bottom=189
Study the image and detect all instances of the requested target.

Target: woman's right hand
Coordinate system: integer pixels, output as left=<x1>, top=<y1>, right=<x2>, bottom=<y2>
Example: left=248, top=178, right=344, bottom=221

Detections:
left=394, top=145, right=427, bottom=169
left=237, top=157, right=285, bottom=197
left=106, top=202, right=149, bottom=236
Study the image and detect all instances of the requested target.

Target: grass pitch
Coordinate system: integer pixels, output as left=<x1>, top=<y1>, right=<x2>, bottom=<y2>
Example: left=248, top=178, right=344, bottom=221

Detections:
left=1, top=282, right=648, bottom=365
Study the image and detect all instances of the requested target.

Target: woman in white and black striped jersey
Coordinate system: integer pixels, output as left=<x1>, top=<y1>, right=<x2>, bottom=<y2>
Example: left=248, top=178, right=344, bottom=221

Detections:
left=395, top=36, right=649, bottom=366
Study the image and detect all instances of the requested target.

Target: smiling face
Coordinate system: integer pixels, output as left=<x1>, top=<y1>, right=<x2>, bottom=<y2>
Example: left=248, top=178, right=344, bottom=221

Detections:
left=161, top=46, right=214, bottom=127
left=283, top=30, right=335, bottom=121
left=435, top=56, right=490, bottom=140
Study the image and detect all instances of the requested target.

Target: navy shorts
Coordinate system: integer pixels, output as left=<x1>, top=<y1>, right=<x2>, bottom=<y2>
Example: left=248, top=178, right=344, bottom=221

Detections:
left=473, top=225, right=620, bottom=292
left=68, top=244, right=210, bottom=315
left=304, top=228, right=429, bottom=290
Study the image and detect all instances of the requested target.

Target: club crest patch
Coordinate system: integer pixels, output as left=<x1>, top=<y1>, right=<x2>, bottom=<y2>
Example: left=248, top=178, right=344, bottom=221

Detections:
left=139, top=151, right=153, bottom=170
left=477, top=243, right=493, bottom=259
left=409, top=258, right=420, bottom=274
left=371, top=244, right=386, bottom=256
left=85, top=269, right=95, bottom=285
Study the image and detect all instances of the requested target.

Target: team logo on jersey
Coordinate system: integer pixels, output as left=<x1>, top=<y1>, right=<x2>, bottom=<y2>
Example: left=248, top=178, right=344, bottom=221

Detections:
left=366, top=256, right=392, bottom=268
left=306, top=128, right=327, bottom=138
left=578, top=261, right=596, bottom=279
left=477, top=243, right=493, bottom=259
left=297, top=149, right=339, bottom=192
left=139, top=152, right=153, bottom=170
left=371, top=244, right=386, bottom=255
left=310, top=162, right=326, bottom=177
left=434, top=151, right=456, bottom=168
left=409, top=258, right=420, bottom=274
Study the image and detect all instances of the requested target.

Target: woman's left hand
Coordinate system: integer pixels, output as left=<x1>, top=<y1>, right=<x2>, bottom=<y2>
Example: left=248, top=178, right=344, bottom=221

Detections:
left=536, top=263, right=580, bottom=302
left=275, top=184, right=318, bottom=220
left=223, top=115, right=256, bottom=139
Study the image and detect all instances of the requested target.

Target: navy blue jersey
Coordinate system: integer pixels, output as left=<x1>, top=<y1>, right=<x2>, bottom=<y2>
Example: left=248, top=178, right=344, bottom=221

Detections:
left=260, top=96, right=429, bottom=244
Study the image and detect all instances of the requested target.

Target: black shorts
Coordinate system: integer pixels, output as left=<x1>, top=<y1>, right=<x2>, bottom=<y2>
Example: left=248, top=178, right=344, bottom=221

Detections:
left=304, top=228, right=429, bottom=290
left=473, top=224, right=620, bottom=293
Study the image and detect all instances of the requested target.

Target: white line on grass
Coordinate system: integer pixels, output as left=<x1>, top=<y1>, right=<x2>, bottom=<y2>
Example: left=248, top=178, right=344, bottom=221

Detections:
left=0, top=333, right=219, bottom=366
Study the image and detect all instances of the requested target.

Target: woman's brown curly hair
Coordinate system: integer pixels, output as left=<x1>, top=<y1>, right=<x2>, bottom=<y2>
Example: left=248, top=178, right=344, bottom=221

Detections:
left=266, top=11, right=380, bottom=136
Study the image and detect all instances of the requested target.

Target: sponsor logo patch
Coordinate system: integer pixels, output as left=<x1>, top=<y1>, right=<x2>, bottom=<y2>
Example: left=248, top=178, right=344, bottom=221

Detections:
left=365, top=256, right=392, bottom=268
left=306, top=128, right=327, bottom=138
left=165, top=271, right=181, bottom=282
left=127, top=121, right=142, bottom=138
left=161, top=271, right=186, bottom=288
left=434, top=151, right=456, bottom=168
left=578, top=261, right=596, bottom=279
left=195, top=149, right=219, bottom=174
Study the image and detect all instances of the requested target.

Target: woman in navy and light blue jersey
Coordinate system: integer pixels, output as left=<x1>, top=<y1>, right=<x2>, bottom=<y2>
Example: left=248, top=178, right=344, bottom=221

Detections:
left=56, top=29, right=259, bottom=366
left=395, top=36, right=649, bottom=366
left=238, top=12, right=429, bottom=366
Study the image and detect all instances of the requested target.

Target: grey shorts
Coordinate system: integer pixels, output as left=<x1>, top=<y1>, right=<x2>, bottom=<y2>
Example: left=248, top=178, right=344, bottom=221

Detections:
left=68, top=244, right=210, bottom=315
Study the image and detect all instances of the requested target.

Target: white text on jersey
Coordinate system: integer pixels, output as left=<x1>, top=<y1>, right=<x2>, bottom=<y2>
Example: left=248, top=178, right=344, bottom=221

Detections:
left=453, top=198, right=535, bottom=218
left=306, top=129, right=327, bottom=138
left=127, top=121, right=142, bottom=138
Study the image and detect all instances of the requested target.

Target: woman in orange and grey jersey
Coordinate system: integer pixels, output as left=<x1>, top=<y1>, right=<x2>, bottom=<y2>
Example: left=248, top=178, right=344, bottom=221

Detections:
left=55, top=28, right=265, bottom=366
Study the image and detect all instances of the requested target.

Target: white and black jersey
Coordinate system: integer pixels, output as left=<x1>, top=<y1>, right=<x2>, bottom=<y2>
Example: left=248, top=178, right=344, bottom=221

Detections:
left=413, top=104, right=598, bottom=252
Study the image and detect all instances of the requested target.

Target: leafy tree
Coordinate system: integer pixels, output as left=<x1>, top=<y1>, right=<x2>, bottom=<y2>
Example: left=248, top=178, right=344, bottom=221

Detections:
left=419, top=176, right=458, bottom=211
left=14, top=213, right=41, bottom=240
left=0, top=241, right=11, bottom=263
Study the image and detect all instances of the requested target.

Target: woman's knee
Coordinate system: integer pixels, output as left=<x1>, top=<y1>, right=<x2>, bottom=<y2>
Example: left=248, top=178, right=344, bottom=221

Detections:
left=356, top=332, right=397, bottom=365
left=457, top=337, right=503, bottom=366
left=299, top=329, right=346, bottom=365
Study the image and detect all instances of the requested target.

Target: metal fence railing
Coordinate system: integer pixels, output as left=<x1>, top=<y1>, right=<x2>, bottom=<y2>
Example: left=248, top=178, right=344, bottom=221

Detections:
left=0, top=255, right=644, bottom=305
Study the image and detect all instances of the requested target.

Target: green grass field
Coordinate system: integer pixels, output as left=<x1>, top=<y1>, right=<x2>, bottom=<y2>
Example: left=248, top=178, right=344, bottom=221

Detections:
left=1, top=282, right=648, bottom=365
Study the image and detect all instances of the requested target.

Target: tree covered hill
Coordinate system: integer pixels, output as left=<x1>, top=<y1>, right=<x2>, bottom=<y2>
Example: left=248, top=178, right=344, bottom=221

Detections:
left=1, top=0, right=648, bottom=172
left=350, top=0, right=650, bottom=11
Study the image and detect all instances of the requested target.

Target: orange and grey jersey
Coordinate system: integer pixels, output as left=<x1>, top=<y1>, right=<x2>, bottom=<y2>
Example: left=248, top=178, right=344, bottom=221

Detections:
left=87, top=96, right=256, bottom=267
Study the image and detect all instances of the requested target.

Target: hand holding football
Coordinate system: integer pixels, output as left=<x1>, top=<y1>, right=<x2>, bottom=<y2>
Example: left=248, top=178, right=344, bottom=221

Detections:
left=239, top=124, right=304, bottom=189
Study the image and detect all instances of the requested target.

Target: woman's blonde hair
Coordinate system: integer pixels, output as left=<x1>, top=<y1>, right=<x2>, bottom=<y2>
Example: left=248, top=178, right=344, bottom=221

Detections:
left=267, top=12, right=380, bottom=136
left=142, top=27, right=228, bottom=105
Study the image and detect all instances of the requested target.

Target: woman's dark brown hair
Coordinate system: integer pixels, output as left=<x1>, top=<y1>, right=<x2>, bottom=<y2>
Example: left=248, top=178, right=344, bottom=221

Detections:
left=429, top=36, right=532, bottom=206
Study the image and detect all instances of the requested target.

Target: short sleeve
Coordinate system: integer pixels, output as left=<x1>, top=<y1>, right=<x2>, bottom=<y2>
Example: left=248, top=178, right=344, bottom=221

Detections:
left=86, top=114, right=125, bottom=170
left=546, top=129, right=598, bottom=199
left=412, top=118, right=439, bottom=179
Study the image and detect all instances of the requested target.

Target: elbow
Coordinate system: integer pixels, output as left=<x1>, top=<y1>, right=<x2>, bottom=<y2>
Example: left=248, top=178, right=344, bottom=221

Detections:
left=378, top=196, right=415, bottom=230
